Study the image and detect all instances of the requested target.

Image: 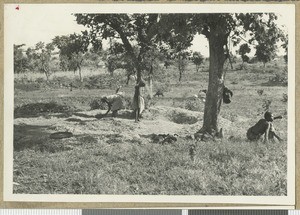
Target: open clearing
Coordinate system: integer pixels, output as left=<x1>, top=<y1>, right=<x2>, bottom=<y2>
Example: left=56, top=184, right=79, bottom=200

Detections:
left=13, top=61, right=288, bottom=195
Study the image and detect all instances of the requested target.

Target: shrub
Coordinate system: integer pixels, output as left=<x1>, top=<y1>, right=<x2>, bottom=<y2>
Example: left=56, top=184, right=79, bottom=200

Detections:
left=282, top=93, right=288, bottom=103
left=268, top=70, right=288, bottom=86
left=257, top=89, right=264, bottom=96
left=185, top=98, right=202, bottom=111
left=169, top=110, right=198, bottom=124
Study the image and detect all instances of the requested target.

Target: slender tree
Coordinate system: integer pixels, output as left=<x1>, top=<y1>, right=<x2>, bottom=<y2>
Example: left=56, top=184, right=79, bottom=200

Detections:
left=75, top=14, right=163, bottom=99
left=176, top=51, right=190, bottom=82
left=191, top=51, right=204, bottom=73
left=52, top=32, right=89, bottom=82
left=281, top=33, right=288, bottom=64
left=238, top=43, right=251, bottom=69
left=14, top=44, right=28, bottom=74
left=26, top=42, right=54, bottom=80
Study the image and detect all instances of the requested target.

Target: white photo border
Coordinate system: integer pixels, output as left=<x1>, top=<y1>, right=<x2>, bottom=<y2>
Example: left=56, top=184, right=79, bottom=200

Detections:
left=3, top=3, right=296, bottom=205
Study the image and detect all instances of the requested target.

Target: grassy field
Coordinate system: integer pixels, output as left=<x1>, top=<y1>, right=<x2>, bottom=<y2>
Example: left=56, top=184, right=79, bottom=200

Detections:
left=13, top=59, right=288, bottom=195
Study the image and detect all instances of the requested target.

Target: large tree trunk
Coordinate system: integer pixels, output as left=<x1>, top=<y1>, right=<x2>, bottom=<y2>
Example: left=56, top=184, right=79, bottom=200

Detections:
left=198, top=28, right=227, bottom=136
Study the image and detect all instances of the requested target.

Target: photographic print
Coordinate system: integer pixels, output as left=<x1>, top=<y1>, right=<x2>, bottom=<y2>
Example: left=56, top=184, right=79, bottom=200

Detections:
left=3, top=4, right=295, bottom=204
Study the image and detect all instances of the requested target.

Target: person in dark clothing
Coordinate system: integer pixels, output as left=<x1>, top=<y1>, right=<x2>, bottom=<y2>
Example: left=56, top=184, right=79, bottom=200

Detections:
left=223, top=87, right=233, bottom=104
left=247, top=111, right=282, bottom=143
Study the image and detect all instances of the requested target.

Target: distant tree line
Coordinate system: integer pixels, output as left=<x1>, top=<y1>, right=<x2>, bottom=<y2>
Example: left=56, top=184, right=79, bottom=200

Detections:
left=14, top=35, right=207, bottom=84
left=14, top=12, right=287, bottom=138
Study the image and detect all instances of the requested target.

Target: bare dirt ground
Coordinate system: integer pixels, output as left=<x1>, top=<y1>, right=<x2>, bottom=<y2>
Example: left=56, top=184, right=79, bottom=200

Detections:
left=14, top=106, right=219, bottom=146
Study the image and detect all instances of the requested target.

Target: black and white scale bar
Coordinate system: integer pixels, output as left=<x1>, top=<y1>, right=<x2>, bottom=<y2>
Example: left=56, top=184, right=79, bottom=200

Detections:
left=0, top=210, right=299, bottom=215
left=189, top=210, right=288, bottom=215
left=0, top=209, right=81, bottom=215
left=82, top=209, right=182, bottom=215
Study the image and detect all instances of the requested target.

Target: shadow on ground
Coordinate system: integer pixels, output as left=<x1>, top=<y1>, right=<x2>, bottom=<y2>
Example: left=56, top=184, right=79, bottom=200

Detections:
left=14, top=124, right=74, bottom=153
left=94, top=110, right=134, bottom=120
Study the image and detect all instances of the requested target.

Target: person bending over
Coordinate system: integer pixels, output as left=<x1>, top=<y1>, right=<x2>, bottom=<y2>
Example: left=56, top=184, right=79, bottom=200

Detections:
left=101, top=91, right=124, bottom=117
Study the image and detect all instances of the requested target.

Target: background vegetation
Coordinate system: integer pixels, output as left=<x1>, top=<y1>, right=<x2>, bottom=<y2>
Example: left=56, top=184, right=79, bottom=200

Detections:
left=13, top=52, right=288, bottom=195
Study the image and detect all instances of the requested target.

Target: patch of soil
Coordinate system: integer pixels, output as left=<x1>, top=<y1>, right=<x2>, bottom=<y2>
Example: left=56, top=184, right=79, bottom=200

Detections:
left=13, top=105, right=234, bottom=152
left=14, top=124, right=75, bottom=152
left=14, top=102, right=75, bottom=118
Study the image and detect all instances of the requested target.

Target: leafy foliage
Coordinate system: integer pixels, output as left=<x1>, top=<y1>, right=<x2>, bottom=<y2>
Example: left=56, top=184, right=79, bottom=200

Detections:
left=75, top=14, right=162, bottom=82
left=14, top=44, right=28, bottom=73
left=191, top=51, right=204, bottom=72
left=37, top=42, right=54, bottom=80
left=255, top=43, right=277, bottom=67
left=238, top=43, right=251, bottom=66
left=281, top=34, right=288, bottom=64
left=17, top=42, right=55, bottom=80
left=52, top=32, right=90, bottom=81
left=175, top=51, right=191, bottom=82
left=268, top=69, right=288, bottom=86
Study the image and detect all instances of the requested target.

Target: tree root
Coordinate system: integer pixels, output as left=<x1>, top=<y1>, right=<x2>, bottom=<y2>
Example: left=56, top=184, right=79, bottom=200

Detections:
left=194, top=127, right=223, bottom=141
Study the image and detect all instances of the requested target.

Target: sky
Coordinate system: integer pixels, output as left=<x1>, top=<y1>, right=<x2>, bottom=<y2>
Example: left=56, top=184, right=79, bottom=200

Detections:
left=6, top=4, right=290, bottom=57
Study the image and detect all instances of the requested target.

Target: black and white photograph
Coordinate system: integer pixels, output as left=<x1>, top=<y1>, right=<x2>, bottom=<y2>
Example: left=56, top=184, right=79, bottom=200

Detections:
left=4, top=4, right=295, bottom=204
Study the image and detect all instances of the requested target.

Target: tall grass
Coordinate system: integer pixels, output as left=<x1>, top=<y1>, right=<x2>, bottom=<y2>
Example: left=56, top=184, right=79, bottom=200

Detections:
left=13, top=135, right=286, bottom=195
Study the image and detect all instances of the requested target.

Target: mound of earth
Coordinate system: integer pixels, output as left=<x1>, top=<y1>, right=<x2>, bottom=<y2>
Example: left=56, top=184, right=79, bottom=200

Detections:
left=14, top=105, right=234, bottom=147
left=14, top=102, right=74, bottom=118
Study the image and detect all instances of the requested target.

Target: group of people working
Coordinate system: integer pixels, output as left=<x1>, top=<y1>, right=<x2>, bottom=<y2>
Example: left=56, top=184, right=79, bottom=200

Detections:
left=100, top=80, right=145, bottom=122
left=100, top=83, right=282, bottom=143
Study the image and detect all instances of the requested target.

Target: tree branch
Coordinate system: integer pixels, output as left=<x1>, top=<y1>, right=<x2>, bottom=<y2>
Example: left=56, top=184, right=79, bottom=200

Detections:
left=201, top=25, right=210, bottom=38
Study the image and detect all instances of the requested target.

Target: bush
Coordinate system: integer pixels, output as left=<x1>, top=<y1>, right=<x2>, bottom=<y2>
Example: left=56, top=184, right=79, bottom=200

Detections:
left=85, top=74, right=125, bottom=90
left=268, top=70, right=288, bottom=86
left=154, top=80, right=171, bottom=94
left=248, top=57, right=259, bottom=64
left=282, top=93, right=288, bottom=103
left=169, top=110, right=198, bottom=124
left=185, top=98, right=202, bottom=111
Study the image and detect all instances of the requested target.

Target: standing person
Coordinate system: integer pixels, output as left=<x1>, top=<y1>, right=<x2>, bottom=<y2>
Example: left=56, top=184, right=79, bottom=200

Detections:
left=246, top=111, right=282, bottom=143
left=101, top=90, right=124, bottom=118
left=132, top=80, right=146, bottom=122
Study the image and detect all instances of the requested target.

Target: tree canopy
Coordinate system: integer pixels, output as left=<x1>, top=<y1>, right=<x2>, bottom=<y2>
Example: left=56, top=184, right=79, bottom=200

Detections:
left=191, top=51, right=205, bottom=73
left=74, top=13, right=286, bottom=137
left=52, top=32, right=90, bottom=81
